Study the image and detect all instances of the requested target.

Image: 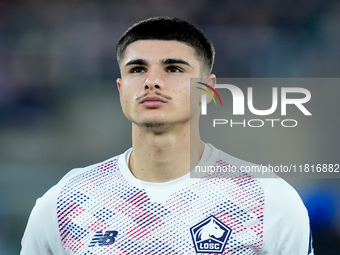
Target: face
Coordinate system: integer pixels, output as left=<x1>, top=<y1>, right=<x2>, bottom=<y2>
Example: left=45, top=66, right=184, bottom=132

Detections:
left=117, top=40, right=214, bottom=130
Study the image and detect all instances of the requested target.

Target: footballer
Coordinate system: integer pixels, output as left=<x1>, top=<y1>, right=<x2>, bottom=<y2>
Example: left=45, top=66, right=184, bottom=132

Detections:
left=21, top=17, right=314, bottom=254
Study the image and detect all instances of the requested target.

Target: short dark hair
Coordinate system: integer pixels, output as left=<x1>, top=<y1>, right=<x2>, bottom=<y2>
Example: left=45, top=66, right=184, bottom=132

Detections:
left=116, top=16, right=215, bottom=75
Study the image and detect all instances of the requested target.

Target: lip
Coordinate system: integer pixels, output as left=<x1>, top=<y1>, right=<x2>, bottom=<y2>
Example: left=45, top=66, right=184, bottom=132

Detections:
left=139, top=96, right=167, bottom=108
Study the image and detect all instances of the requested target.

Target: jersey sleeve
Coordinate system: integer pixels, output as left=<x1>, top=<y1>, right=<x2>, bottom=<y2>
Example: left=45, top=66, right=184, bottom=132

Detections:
left=260, top=178, right=314, bottom=255
left=20, top=167, right=87, bottom=255
left=20, top=184, right=65, bottom=255
left=20, top=160, right=117, bottom=255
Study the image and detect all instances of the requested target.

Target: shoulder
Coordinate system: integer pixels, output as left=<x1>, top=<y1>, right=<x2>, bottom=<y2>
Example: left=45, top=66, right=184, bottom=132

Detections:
left=258, top=178, right=311, bottom=254
left=60, top=155, right=121, bottom=183
left=20, top=153, right=125, bottom=254
left=258, top=177, right=308, bottom=223
left=205, top=144, right=311, bottom=254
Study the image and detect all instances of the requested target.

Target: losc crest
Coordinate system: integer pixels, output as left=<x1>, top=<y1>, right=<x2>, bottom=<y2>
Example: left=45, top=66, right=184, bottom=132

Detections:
left=190, top=215, right=232, bottom=254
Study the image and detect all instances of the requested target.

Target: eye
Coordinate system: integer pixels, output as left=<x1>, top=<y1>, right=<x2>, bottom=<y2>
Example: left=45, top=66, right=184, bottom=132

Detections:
left=166, top=66, right=183, bottom=73
left=130, top=66, right=146, bottom=73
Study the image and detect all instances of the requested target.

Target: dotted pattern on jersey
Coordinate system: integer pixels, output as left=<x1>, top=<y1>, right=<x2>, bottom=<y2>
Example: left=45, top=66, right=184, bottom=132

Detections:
left=57, top=157, right=264, bottom=254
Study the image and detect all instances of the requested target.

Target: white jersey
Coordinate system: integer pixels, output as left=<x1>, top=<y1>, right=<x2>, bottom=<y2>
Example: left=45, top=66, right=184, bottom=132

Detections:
left=21, top=143, right=313, bottom=255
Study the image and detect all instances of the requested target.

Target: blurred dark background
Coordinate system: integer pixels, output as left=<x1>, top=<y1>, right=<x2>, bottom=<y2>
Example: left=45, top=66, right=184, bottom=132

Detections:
left=0, top=0, right=339, bottom=254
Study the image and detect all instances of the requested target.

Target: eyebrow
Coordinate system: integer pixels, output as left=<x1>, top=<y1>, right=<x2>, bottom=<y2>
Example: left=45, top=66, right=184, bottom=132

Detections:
left=161, top=58, right=191, bottom=67
left=125, top=59, right=147, bottom=66
left=124, top=58, right=191, bottom=67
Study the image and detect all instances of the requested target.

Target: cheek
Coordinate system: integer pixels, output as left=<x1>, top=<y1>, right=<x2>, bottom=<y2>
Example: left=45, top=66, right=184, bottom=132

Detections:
left=119, top=92, right=132, bottom=114
left=176, top=92, right=191, bottom=111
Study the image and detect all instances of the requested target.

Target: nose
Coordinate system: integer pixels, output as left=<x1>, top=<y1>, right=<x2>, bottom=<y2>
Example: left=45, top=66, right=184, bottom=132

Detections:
left=143, top=69, right=163, bottom=91
left=144, top=83, right=160, bottom=90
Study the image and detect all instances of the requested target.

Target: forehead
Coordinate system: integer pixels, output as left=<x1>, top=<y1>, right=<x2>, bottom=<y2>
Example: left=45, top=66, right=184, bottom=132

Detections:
left=121, top=40, right=198, bottom=64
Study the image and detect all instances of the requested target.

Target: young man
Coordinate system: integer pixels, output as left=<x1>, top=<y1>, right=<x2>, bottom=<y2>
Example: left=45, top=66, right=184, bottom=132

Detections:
left=21, top=17, right=314, bottom=254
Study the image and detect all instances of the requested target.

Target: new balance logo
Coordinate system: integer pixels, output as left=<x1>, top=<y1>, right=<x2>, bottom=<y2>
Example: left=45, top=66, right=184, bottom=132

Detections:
left=88, top=230, right=118, bottom=247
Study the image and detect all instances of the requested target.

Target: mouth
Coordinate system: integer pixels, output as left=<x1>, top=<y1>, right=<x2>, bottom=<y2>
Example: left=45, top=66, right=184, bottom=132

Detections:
left=139, top=96, right=167, bottom=108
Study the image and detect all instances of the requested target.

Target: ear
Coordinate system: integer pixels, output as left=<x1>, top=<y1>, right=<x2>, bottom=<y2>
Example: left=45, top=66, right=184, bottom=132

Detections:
left=202, top=74, right=217, bottom=104
left=205, top=74, right=216, bottom=88
left=116, top=78, right=122, bottom=96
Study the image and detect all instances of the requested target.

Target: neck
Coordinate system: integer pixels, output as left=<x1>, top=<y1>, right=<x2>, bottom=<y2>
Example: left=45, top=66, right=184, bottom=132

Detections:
left=129, top=120, right=204, bottom=182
